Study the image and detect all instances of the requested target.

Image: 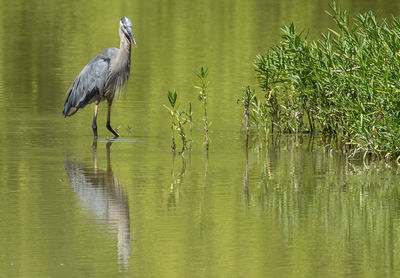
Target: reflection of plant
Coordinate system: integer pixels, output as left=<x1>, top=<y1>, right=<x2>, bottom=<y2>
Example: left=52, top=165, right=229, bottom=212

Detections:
left=168, top=154, right=186, bottom=209
left=164, top=89, right=191, bottom=155
left=194, top=66, right=210, bottom=150
left=186, top=102, right=193, bottom=147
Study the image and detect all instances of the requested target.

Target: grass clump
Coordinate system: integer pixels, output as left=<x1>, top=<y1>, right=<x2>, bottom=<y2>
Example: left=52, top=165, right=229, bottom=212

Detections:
left=253, top=2, right=400, bottom=160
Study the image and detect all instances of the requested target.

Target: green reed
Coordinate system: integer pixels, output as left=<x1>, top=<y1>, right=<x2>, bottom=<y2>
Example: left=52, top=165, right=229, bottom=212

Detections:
left=195, top=66, right=210, bottom=151
left=252, top=2, right=400, bottom=160
left=240, top=86, right=256, bottom=143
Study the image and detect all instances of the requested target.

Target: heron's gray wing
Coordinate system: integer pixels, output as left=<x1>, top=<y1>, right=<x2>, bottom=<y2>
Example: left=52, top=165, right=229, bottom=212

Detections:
left=63, top=48, right=117, bottom=116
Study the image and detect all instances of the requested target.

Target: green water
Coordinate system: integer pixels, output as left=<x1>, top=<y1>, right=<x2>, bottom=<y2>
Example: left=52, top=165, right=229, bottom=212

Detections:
left=1, top=0, right=400, bottom=277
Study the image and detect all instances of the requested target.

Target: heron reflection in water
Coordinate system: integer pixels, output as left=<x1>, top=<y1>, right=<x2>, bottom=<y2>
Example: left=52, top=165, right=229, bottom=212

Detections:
left=64, top=141, right=130, bottom=268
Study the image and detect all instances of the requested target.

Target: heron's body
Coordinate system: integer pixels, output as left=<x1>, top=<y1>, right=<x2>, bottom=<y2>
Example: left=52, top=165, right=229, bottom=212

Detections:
left=63, top=17, right=136, bottom=138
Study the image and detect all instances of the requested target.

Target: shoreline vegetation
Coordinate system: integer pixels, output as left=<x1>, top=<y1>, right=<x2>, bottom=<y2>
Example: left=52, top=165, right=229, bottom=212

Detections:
left=248, top=3, right=400, bottom=162
left=167, top=3, right=400, bottom=163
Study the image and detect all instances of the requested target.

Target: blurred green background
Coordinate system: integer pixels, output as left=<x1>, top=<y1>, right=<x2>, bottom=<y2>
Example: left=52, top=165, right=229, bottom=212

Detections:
left=1, top=0, right=400, bottom=277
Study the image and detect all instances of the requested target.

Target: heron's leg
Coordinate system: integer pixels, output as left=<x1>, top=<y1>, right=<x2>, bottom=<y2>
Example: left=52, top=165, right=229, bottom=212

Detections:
left=106, top=99, right=119, bottom=137
left=92, top=101, right=99, bottom=139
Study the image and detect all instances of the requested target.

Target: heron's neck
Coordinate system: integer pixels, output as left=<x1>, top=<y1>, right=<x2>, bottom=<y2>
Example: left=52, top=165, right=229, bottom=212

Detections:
left=119, top=31, right=132, bottom=63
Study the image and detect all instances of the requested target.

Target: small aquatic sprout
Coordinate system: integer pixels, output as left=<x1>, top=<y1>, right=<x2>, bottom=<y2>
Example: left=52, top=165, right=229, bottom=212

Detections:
left=176, top=110, right=188, bottom=155
left=164, top=89, right=190, bottom=155
left=186, top=102, right=193, bottom=146
left=240, top=86, right=256, bottom=141
left=239, top=86, right=270, bottom=140
left=165, top=90, right=178, bottom=151
left=168, top=89, right=177, bottom=109
left=126, top=125, right=132, bottom=134
left=194, top=66, right=210, bottom=150
left=186, top=102, right=193, bottom=124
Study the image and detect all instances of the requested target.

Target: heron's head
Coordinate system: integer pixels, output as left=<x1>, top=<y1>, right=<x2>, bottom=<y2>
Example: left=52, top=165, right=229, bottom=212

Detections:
left=120, top=17, right=136, bottom=47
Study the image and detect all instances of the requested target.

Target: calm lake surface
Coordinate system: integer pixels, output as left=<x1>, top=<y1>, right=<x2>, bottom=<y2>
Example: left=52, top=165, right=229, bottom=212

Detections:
left=1, top=0, right=400, bottom=277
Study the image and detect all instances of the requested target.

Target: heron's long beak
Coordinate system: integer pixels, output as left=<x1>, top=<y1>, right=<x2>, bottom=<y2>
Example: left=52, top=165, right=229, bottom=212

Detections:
left=128, top=28, right=137, bottom=47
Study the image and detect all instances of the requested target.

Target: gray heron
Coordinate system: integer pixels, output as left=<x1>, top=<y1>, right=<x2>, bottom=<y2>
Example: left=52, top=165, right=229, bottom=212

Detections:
left=63, top=17, right=136, bottom=139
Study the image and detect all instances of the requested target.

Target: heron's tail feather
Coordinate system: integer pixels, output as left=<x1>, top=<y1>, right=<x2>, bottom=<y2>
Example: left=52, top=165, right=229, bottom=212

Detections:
left=63, top=89, right=78, bottom=117
left=63, top=87, right=99, bottom=117
left=62, top=106, right=78, bottom=117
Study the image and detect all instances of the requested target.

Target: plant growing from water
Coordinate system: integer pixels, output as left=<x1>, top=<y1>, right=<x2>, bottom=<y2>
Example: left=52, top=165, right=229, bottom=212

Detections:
left=186, top=102, right=193, bottom=146
left=194, top=66, right=210, bottom=150
left=240, top=86, right=256, bottom=143
left=164, top=89, right=191, bottom=155
left=166, top=90, right=177, bottom=151
left=252, top=2, right=400, bottom=160
left=239, top=86, right=270, bottom=141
